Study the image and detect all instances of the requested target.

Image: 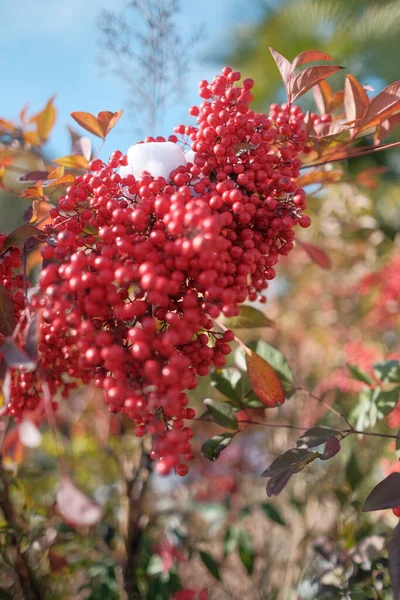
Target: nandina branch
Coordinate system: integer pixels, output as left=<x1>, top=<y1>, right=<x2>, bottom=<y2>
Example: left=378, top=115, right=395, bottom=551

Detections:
left=123, top=443, right=152, bottom=599
left=0, top=454, right=42, bottom=600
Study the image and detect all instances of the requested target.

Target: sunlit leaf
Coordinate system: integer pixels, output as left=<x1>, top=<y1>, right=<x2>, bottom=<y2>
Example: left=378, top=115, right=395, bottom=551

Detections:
left=291, top=50, right=333, bottom=71
left=361, top=81, right=400, bottom=130
left=70, top=112, right=104, bottom=138
left=37, top=97, right=57, bottom=142
left=249, top=340, right=293, bottom=384
left=292, top=66, right=343, bottom=102
left=347, top=363, right=375, bottom=385
left=245, top=348, right=285, bottom=408
left=344, top=74, right=369, bottom=126
left=374, top=360, right=400, bottom=384
left=269, top=47, right=292, bottom=101
left=313, top=80, right=333, bottom=115
left=220, top=305, right=274, bottom=329
left=97, top=109, right=123, bottom=137
left=23, top=131, right=41, bottom=146
left=21, top=182, right=44, bottom=200
left=53, top=155, right=88, bottom=170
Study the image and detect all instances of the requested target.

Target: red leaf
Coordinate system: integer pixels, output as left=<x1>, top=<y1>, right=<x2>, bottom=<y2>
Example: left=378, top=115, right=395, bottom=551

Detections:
left=344, top=75, right=369, bottom=126
left=21, top=182, right=44, bottom=200
left=361, top=81, right=400, bottom=131
left=70, top=112, right=104, bottom=138
left=0, top=284, right=15, bottom=337
left=291, top=50, right=333, bottom=71
left=292, top=66, right=343, bottom=102
left=312, top=122, right=349, bottom=138
left=313, top=80, right=333, bottom=115
left=97, top=109, right=123, bottom=137
left=298, top=241, right=332, bottom=270
left=1, top=225, right=44, bottom=253
left=269, top=47, right=292, bottom=101
left=57, top=476, right=103, bottom=527
left=374, top=112, right=400, bottom=145
left=245, top=348, right=285, bottom=408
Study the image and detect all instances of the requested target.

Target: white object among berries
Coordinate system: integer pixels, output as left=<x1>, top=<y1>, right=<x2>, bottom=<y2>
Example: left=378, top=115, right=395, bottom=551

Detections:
left=126, top=141, right=187, bottom=180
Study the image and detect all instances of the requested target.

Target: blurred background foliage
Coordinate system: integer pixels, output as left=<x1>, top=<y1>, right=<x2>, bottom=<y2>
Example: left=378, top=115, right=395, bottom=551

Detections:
left=0, top=1, right=400, bottom=599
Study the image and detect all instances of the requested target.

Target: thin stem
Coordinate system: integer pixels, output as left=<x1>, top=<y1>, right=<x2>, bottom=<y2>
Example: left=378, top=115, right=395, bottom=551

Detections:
left=301, top=140, right=400, bottom=170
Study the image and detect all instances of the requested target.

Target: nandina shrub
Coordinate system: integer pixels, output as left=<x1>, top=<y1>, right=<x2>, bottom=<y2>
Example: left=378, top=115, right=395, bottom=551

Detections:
left=0, top=47, right=400, bottom=599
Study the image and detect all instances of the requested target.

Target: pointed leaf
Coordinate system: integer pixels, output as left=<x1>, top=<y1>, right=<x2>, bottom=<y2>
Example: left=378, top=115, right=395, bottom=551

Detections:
left=198, top=550, right=221, bottom=581
left=97, top=110, right=123, bottom=137
left=363, top=473, right=400, bottom=512
left=245, top=348, right=285, bottom=408
left=220, top=306, right=274, bottom=329
left=374, top=360, right=400, bottom=384
left=296, top=426, right=339, bottom=449
left=250, top=340, right=293, bottom=384
left=70, top=112, right=104, bottom=138
left=203, top=398, right=238, bottom=430
left=374, top=113, right=400, bottom=145
left=292, top=50, right=333, bottom=71
left=260, top=503, right=286, bottom=526
left=347, top=363, right=375, bottom=385
left=269, top=48, right=292, bottom=101
left=262, top=448, right=313, bottom=478
left=344, top=75, right=369, bottom=125
left=321, top=436, right=341, bottom=460
left=18, top=170, right=49, bottom=182
left=313, top=80, right=333, bottom=115
left=23, top=131, right=41, bottom=146
left=0, top=284, right=15, bottom=336
left=2, top=225, right=44, bottom=253
left=292, top=66, right=343, bottom=102
left=237, top=530, right=255, bottom=575
left=37, top=97, right=57, bottom=142
left=53, top=155, right=88, bottom=170
left=361, top=81, right=400, bottom=130
left=1, top=338, right=36, bottom=371
left=298, top=240, right=332, bottom=269
left=201, top=433, right=234, bottom=461
left=57, top=476, right=103, bottom=527
left=388, top=524, right=400, bottom=600
left=21, top=182, right=44, bottom=200
left=72, top=137, right=92, bottom=161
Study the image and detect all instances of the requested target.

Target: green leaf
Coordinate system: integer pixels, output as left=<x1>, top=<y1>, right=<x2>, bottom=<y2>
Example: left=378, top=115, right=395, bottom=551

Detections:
left=201, top=433, right=234, bottom=461
left=203, top=399, right=238, bottom=430
left=223, top=526, right=238, bottom=557
left=220, top=305, right=274, bottom=329
left=346, top=453, right=362, bottom=491
left=237, top=531, right=255, bottom=575
left=211, top=368, right=242, bottom=402
left=351, top=386, right=400, bottom=431
left=373, top=360, right=400, bottom=384
left=250, top=340, right=293, bottom=384
left=260, top=502, right=287, bottom=526
left=198, top=550, right=221, bottom=581
left=347, top=363, right=375, bottom=385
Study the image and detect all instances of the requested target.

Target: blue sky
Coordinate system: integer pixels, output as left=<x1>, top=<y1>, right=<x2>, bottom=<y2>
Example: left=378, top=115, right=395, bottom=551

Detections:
left=1, top=0, right=260, bottom=159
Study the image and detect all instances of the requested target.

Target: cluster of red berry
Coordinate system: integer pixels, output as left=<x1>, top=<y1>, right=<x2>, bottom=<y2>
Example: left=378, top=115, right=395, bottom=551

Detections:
left=2, top=67, right=315, bottom=475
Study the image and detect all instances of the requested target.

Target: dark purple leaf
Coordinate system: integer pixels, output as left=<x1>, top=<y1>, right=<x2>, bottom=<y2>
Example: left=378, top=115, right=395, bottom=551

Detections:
left=1, top=226, right=45, bottom=254
left=1, top=338, right=36, bottom=371
left=388, top=523, right=400, bottom=600
left=322, top=437, right=341, bottom=459
left=363, top=473, right=400, bottom=512
left=18, top=170, right=49, bottom=182
left=296, top=426, right=339, bottom=449
left=262, top=448, right=311, bottom=477
left=23, top=205, right=34, bottom=224
left=266, top=466, right=297, bottom=497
